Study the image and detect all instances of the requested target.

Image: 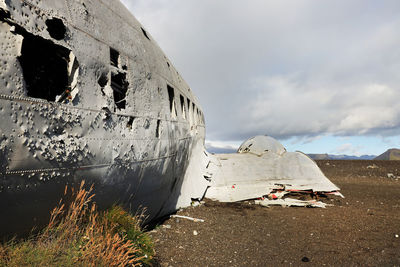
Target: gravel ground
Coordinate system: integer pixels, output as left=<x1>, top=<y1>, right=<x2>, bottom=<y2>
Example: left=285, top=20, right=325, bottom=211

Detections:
left=150, top=160, right=400, bottom=267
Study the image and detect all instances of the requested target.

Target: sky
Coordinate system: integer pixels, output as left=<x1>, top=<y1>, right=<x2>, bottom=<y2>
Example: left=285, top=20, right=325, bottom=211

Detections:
left=121, top=0, right=400, bottom=156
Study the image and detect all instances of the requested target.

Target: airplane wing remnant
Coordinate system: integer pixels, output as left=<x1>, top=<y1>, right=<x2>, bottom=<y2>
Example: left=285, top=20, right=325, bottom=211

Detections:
left=204, top=136, right=342, bottom=204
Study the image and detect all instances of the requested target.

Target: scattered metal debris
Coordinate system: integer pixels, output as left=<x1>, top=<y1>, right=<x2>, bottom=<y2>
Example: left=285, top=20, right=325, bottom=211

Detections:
left=170, top=215, right=204, bottom=223
left=255, top=198, right=332, bottom=208
left=367, top=164, right=379, bottom=169
left=206, top=136, right=343, bottom=206
left=387, top=173, right=395, bottom=179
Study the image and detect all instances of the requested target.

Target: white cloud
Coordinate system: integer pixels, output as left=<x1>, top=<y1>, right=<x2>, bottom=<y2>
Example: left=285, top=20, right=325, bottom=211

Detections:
left=245, top=77, right=400, bottom=138
left=205, top=140, right=241, bottom=150
left=290, top=135, right=323, bottom=145
left=332, top=143, right=363, bottom=156
left=121, top=0, right=400, bottom=143
left=205, top=140, right=242, bottom=153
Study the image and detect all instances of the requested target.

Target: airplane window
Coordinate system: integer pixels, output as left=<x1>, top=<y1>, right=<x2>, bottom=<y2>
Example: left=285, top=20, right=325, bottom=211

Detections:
left=180, top=95, right=186, bottom=119
left=110, top=47, right=119, bottom=67
left=192, top=103, right=196, bottom=124
left=127, top=116, right=135, bottom=130
left=167, top=85, right=177, bottom=118
left=109, top=47, right=128, bottom=110
left=17, top=29, right=75, bottom=102
left=111, top=72, right=128, bottom=109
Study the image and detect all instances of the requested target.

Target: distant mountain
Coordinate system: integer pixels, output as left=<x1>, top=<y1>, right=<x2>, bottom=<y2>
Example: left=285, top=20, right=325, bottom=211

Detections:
left=374, top=149, right=400, bottom=160
left=206, top=148, right=378, bottom=159
left=308, top=154, right=376, bottom=160
left=307, top=153, right=330, bottom=160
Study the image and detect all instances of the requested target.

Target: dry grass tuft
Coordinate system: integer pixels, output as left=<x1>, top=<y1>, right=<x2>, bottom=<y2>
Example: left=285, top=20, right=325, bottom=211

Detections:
left=0, top=181, right=154, bottom=266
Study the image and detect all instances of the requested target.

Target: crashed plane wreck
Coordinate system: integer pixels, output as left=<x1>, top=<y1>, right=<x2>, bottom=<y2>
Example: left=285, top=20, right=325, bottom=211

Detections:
left=0, top=0, right=341, bottom=236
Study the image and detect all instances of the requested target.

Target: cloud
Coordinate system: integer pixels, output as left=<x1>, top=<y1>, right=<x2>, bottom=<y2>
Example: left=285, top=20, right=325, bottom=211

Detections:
left=332, top=143, right=364, bottom=156
left=121, top=0, right=400, bottom=142
left=205, top=140, right=240, bottom=154
left=290, top=135, right=323, bottom=145
left=245, top=78, right=400, bottom=139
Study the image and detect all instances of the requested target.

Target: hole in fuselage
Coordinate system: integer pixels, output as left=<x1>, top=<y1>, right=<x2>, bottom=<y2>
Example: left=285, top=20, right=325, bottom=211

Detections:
left=98, top=72, right=108, bottom=88
left=192, top=103, right=196, bottom=123
left=109, top=47, right=128, bottom=110
left=180, top=95, right=186, bottom=119
left=127, top=116, right=135, bottom=130
left=110, top=47, right=119, bottom=67
left=45, top=18, right=66, bottom=40
left=141, top=27, right=150, bottom=40
left=167, top=85, right=176, bottom=117
left=0, top=8, right=11, bottom=20
left=98, top=71, right=108, bottom=96
left=17, top=30, right=73, bottom=102
left=111, top=72, right=128, bottom=110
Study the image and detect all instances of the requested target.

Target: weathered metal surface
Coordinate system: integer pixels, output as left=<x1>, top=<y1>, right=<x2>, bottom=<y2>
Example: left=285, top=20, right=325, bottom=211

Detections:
left=205, top=136, right=341, bottom=202
left=0, top=0, right=207, bottom=236
left=238, top=135, right=286, bottom=156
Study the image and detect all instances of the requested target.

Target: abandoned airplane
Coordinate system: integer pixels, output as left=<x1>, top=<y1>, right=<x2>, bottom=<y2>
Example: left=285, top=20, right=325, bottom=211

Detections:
left=0, top=0, right=341, bottom=236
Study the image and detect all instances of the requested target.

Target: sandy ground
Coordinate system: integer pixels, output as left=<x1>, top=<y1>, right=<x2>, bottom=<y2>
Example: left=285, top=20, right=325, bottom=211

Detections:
left=150, top=160, right=400, bottom=266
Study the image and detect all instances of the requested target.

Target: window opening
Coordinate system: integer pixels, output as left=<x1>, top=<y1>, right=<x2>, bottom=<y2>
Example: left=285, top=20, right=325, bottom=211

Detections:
left=192, top=103, right=196, bottom=124
left=110, top=47, right=119, bottom=67
left=98, top=72, right=108, bottom=96
left=17, top=29, right=74, bottom=102
left=111, top=72, right=128, bottom=109
left=45, top=18, right=66, bottom=40
left=180, top=95, right=186, bottom=119
left=141, top=27, right=150, bottom=40
left=167, top=85, right=177, bottom=118
left=187, top=99, right=191, bottom=113
left=109, top=47, right=128, bottom=110
left=187, top=99, right=192, bottom=124
left=127, top=116, right=135, bottom=130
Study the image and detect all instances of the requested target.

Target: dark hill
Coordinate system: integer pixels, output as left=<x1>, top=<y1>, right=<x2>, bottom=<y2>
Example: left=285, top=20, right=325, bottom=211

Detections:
left=374, top=148, right=400, bottom=160
left=308, top=154, right=376, bottom=160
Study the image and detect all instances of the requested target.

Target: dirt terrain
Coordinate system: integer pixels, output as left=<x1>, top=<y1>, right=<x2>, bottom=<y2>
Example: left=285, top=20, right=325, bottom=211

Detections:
left=150, top=160, right=400, bottom=266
